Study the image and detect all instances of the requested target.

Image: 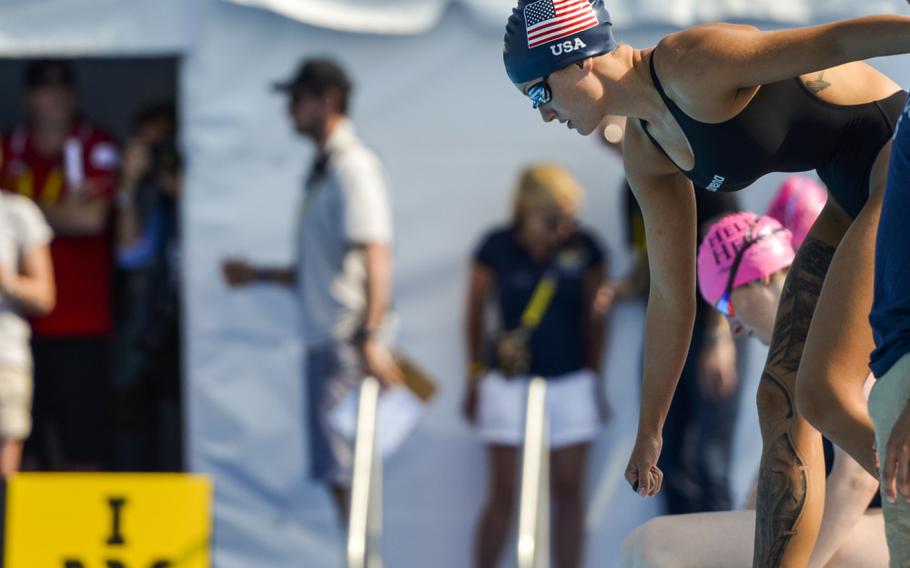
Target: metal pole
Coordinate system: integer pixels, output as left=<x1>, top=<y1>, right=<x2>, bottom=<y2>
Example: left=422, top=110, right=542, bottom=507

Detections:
left=517, top=377, right=549, bottom=568
left=347, top=376, right=382, bottom=568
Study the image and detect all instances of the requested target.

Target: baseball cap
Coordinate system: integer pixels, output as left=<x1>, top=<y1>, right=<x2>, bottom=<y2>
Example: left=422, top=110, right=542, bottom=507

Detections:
left=273, top=58, right=352, bottom=96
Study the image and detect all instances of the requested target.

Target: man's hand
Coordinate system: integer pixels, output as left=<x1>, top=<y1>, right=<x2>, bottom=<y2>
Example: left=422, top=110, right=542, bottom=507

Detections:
left=625, top=433, right=664, bottom=497
left=222, top=259, right=258, bottom=287
left=697, top=334, right=738, bottom=402
left=360, top=338, right=404, bottom=389
left=881, top=400, right=910, bottom=503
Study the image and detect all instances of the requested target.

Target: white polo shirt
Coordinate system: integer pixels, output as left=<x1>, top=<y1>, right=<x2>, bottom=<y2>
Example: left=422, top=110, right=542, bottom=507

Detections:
left=0, top=191, right=52, bottom=370
left=295, top=120, right=393, bottom=345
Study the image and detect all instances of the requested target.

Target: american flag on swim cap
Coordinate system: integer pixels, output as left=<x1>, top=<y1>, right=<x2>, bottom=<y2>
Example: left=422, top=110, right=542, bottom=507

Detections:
left=524, top=0, right=599, bottom=49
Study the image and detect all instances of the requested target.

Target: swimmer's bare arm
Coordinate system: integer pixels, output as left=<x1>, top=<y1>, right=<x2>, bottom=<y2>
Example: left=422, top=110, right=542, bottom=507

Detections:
left=664, top=17, right=910, bottom=91
left=622, top=119, right=698, bottom=495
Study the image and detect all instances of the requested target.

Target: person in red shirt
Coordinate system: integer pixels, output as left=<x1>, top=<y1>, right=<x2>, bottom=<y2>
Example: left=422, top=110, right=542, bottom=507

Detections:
left=0, top=60, right=119, bottom=470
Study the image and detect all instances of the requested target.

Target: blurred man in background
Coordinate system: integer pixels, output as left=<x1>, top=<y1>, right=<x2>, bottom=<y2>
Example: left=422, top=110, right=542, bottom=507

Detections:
left=0, top=59, right=119, bottom=471
left=222, top=58, right=402, bottom=522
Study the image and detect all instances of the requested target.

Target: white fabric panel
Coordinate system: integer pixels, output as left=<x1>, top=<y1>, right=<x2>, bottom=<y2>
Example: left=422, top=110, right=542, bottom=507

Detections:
left=0, top=0, right=192, bottom=55
left=225, top=0, right=450, bottom=34
left=222, top=0, right=909, bottom=33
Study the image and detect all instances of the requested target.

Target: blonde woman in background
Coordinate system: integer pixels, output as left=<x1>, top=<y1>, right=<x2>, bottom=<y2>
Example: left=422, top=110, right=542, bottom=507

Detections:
left=462, top=163, right=608, bottom=568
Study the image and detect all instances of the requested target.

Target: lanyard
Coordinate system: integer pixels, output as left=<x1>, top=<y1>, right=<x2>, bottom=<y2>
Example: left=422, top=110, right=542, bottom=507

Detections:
left=519, top=269, right=558, bottom=331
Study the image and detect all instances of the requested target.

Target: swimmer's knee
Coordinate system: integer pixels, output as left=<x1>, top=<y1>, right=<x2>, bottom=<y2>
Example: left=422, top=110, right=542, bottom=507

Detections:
left=620, top=526, right=646, bottom=568
left=622, top=518, right=683, bottom=568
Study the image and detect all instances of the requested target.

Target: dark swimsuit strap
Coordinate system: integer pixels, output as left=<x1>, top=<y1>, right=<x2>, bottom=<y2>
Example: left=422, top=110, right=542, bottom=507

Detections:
left=639, top=50, right=682, bottom=166
left=647, top=49, right=676, bottom=107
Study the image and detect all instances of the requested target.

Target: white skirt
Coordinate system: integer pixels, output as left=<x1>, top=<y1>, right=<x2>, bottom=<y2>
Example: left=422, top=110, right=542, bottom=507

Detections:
left=476, top=368, right=602, bottom=449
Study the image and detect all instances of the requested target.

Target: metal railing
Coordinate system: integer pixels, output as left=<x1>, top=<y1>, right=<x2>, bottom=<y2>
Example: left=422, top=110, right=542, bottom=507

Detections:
left=516, top=377, right=550, bottom=568
left=347, top=376, right=383, bottom=568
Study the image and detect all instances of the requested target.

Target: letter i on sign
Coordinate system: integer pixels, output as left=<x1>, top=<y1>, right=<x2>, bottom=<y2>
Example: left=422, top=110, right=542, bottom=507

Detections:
left=107, top=497, right=127, bottom=546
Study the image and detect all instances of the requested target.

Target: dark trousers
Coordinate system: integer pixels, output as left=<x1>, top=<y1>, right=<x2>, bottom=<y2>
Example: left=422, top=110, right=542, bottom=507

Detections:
left=657, top=322, right=740, bottom=514
left=25, top=336, right=113, bottom=470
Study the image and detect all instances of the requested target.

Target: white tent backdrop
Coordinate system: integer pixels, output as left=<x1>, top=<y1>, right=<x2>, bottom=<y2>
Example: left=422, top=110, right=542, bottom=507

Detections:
left=0, top=0, right=906, bottom=566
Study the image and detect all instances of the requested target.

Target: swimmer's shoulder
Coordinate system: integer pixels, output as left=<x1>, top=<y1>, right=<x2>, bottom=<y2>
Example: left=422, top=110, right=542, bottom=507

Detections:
left=656, top=24, right=759, bottom=83
left=657, top=23, right=761, bottom=67
left=653, top=25, right=764, bottom=116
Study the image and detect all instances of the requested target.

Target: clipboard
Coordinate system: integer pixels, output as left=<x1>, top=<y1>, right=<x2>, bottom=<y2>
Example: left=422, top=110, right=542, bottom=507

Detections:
left=392, top=351, right=438, bottom=403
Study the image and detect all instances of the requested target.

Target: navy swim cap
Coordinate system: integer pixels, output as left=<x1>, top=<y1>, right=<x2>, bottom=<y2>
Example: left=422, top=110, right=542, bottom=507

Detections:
left=504, top=0, right=618, bottom=84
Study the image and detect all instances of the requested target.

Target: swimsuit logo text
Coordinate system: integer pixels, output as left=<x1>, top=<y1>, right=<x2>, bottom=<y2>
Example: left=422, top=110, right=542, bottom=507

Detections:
left=707, top=175, right=726, bottom=192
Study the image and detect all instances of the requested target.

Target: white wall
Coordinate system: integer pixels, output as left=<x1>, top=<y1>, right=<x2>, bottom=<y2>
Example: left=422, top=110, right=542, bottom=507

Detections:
left=182, top=2, right=910, bottom=567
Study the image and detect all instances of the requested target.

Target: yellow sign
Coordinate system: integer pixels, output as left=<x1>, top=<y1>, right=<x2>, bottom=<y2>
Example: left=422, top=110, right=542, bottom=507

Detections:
left=3, top=473, right=212, bottom=568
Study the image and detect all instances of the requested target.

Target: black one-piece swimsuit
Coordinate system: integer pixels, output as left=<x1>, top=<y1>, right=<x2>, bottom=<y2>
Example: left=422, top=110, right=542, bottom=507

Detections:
left=640, top=50, right=908, bottom=219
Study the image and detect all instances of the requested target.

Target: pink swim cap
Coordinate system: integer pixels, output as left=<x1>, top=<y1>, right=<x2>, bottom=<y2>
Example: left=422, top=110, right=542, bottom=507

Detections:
left=698, top=212, right=796, bottom=306
left=766, top=176, right=827, bottom=249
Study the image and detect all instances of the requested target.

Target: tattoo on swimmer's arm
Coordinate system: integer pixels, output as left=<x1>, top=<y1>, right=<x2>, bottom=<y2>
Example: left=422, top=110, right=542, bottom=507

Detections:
left=805, top=71, right=832, bottom=95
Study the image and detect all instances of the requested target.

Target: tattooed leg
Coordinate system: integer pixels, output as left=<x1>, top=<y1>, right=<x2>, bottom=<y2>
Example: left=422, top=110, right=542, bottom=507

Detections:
left=753, top=236, right=837, bottom=568
left=754, top=372, right=807, bottom=567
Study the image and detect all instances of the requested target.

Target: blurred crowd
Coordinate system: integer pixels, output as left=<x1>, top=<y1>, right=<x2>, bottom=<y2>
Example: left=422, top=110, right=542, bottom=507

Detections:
left=0, top=59, right=183, bottom=474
